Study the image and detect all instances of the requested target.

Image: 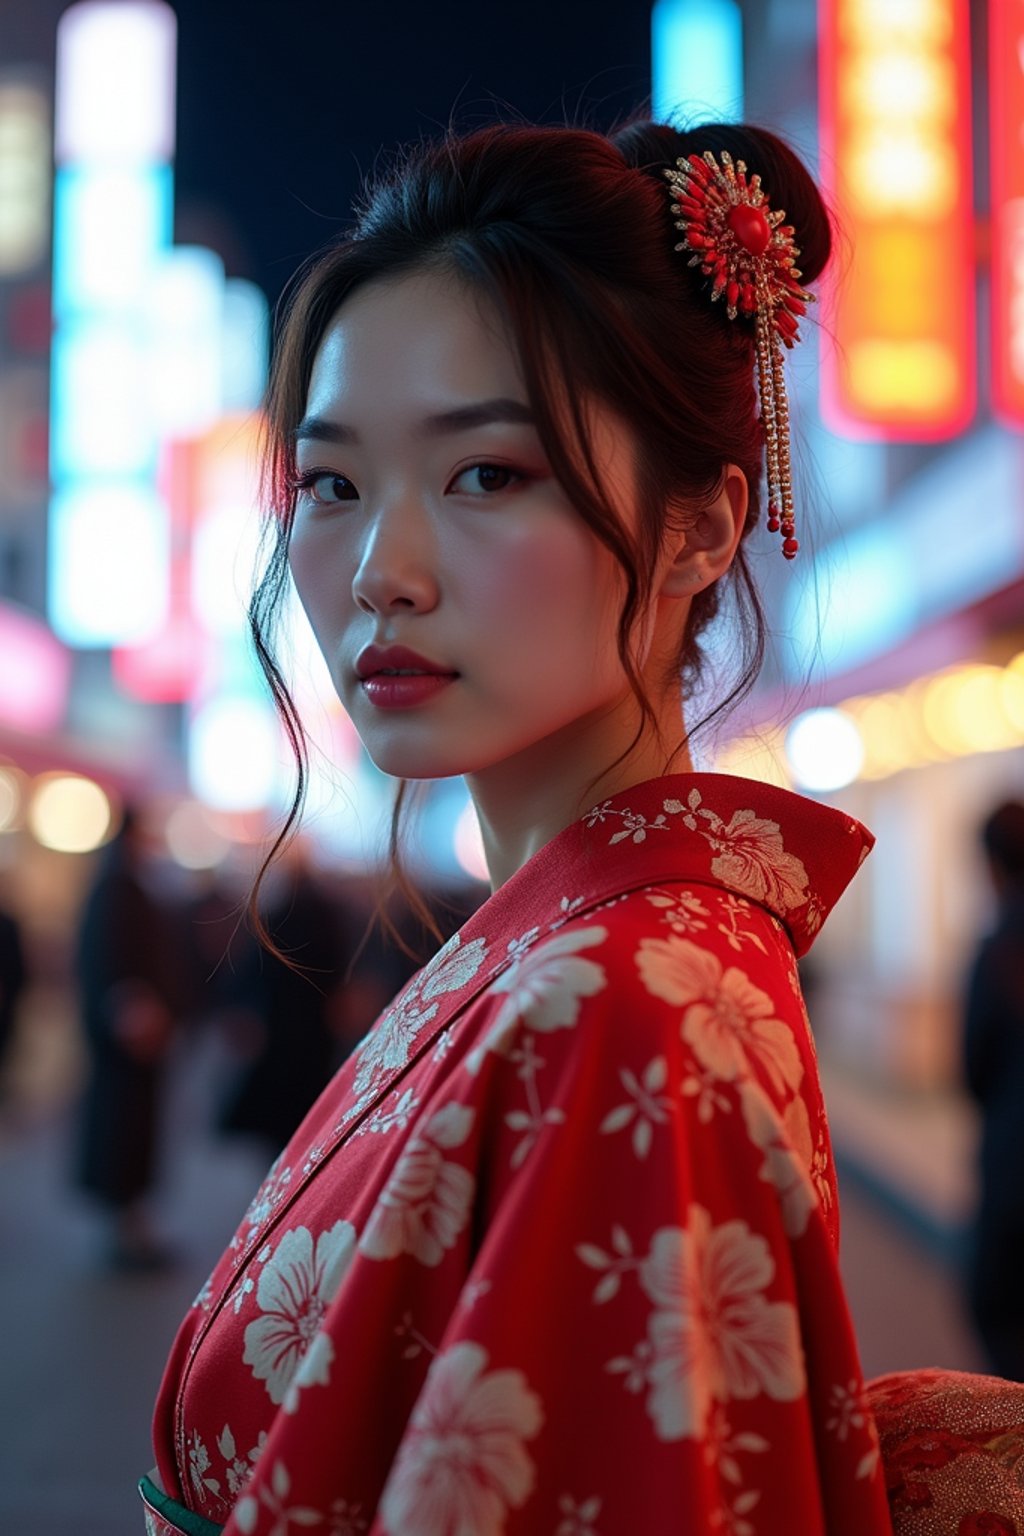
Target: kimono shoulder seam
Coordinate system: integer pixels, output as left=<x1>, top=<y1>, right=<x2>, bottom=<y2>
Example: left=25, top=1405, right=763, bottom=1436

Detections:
left=558, top=879, right=791, bottom=957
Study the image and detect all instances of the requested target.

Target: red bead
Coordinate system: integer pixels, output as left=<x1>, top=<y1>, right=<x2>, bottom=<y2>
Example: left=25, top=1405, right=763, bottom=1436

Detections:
left=776, top=309, right=799, bottom=336
left=740, top=284, right=757, bottom=313
left=782, top=537, right=799, bottom=558
left=767, top=516, right=781, bottom=533
left=726, top=278, right=740, bottom=308
left=687, top=154, right=711, bottom=178
left=784, top=296, right=807, bottom=316
left=686, top=229, right=706, bottom=248
left=726, top=202, right=771, bottom=257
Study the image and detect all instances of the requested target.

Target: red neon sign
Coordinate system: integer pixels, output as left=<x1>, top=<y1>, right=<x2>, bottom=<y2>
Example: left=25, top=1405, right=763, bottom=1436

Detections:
left=991, top=0, right=1024, bottom=426
left=818, top=0, right=975, bottom=439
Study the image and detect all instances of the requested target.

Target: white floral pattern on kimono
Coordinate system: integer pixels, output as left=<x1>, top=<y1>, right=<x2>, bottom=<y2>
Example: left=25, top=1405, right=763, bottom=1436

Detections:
left=352, top=933, right=489, bottom=1101
left=634, top=1209, right=805, bottom=1440
left=358, top=1103, right=476, bottom=1267
left=636, top=935, right=803, bottom=1096
left=242, top=1221, right=355, bottom=1405
left=466, top=925, right=607, bottom=1074
left=378, top=1341, right=543, bottom=1536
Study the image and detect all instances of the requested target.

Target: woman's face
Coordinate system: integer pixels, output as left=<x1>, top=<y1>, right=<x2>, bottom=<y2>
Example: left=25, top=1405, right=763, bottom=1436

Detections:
left=287, top=268, right=650, bottom=784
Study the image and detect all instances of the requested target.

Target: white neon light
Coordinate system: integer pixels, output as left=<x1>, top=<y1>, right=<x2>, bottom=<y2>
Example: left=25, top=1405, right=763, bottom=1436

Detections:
left=52, top=166, right=172, bottom=317
left=188, top=696, right=281, bottom=811
left=0, top=80, right=51, bottom=275
left=191, top=501, right=260, bottom=637
left=50, top=321, right=157, bottom=479
left=651, top=0, right=744, bottom=123
left=49, top=483, right=169, bottom=645
left=55, top=1, right=177, bottom=166
left=147, top=245, right=225, bottom=436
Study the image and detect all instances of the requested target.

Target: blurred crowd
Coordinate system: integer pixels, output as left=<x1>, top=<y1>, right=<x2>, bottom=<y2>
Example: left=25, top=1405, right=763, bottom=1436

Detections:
left=0, top=807, right=486, bottom=1271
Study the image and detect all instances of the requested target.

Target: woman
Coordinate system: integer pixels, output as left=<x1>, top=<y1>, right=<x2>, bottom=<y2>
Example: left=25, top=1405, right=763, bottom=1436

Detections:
left=140, top=117, right=1024, bottom=1535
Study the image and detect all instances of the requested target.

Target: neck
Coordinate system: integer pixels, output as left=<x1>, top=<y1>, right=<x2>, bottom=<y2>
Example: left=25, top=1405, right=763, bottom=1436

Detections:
left=465, top=693, right=694, bottom=891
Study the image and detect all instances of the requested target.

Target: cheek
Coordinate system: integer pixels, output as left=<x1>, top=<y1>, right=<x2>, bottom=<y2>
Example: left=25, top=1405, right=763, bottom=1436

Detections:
left=288, top=523, right=350, bottom=632
left=455, top=520, right=623, bottom=672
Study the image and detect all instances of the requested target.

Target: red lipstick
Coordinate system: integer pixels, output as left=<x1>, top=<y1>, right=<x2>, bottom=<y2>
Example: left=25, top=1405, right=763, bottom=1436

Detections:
left=355, top=644, right=459, bottom=710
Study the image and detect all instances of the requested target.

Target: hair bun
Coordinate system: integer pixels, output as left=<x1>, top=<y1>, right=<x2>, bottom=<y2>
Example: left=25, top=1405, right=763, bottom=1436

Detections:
left=612, top=118, right=832, bottom=287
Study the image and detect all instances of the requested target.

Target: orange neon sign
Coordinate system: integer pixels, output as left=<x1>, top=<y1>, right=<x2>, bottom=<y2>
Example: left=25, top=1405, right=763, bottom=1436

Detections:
left=990, top=0, right=1024, bottom=426
left=818, top=0, right=975, bottom=438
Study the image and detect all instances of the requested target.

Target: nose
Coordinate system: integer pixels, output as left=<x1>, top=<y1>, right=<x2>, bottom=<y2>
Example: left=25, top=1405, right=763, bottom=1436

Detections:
left=351, top=496, right=440, bottom=615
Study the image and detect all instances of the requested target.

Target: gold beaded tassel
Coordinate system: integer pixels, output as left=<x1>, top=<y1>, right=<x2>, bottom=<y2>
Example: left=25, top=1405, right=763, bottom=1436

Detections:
left=754, top=271, right=798, bottom=559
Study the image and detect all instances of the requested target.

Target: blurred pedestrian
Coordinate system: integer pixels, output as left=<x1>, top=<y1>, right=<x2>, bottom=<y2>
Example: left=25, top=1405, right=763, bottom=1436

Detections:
left=73, top=806, right=179, bottom=1270
left=963, top=798, right=1024, bottom=1379
left=0, top=889, right=26, bottom=1091
left=217, top=841, right=350, bottom=1156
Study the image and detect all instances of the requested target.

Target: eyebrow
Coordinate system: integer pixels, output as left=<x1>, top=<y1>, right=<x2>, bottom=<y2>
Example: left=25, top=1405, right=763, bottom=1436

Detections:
left=292, top=397, right=536, bottom=446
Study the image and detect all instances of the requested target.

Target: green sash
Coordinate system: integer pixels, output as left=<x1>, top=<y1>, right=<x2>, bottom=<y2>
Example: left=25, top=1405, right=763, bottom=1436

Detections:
left=138, top=1474, right=224, bottom=1536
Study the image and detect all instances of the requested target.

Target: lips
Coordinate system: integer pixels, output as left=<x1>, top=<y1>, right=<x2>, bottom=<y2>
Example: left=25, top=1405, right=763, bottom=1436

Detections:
left=355, top=643, right=458, bottom=681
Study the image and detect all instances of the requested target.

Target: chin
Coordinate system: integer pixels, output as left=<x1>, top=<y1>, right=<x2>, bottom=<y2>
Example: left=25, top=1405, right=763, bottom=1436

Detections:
left=360, top=739, right=473, bottom=782
left=360, top=724, right=535, bottom=783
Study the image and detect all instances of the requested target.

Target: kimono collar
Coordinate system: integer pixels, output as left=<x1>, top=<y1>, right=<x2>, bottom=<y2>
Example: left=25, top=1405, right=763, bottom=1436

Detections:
left=475, top=772, right=873, bottom=960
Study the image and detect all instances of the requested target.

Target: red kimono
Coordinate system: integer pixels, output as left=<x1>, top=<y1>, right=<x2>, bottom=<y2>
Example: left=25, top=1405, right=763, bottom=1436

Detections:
left=144, top=772, right=895, bottom=1535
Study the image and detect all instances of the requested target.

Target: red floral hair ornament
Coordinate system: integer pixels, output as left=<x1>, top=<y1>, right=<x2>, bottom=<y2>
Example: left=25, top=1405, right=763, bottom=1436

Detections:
left=664, top=149, right=816, bottom=559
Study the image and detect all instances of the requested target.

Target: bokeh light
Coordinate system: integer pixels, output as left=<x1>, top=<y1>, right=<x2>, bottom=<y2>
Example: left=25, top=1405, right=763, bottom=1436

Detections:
left=922, top=665, right=1024, bottom=756
left=164, top=799, right=231, bottom=869
left=0, top=764, right=26, bottom=833
left=28, top=772, right=113, bottom=852
left=785, top=708, right=865, bottom=792
left=0, top=80, right=51, bottom=275
left=188, top=696, right=281, bottom=812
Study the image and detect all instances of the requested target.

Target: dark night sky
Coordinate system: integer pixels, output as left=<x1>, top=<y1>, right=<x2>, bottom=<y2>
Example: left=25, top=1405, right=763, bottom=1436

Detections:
left=167, top=0, right=653, bottom=306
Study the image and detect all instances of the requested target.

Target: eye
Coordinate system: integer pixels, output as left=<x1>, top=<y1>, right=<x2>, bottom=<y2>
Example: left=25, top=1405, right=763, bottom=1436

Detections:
left=291, top=469, right=359, bottom=506
left=448, top=463, right=524, bottom=496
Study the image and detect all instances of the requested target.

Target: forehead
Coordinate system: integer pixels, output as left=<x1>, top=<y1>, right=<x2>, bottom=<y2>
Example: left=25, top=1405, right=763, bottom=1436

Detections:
left=305, top=269, right=523, bottom=420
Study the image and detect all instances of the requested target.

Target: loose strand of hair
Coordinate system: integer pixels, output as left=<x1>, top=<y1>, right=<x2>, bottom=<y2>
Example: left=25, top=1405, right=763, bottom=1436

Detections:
left=370, top=781, right=448, bottom=964
left=245, top=541, right=314, bottom=974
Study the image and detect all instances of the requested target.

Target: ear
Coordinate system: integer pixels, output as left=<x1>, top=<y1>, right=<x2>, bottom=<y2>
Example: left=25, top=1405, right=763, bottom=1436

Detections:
left=657, top=464, right=749, bottom=598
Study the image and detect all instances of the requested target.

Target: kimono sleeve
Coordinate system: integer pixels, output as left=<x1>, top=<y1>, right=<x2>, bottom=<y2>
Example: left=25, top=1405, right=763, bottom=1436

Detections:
left=373, top=899, right=893, bottom=1536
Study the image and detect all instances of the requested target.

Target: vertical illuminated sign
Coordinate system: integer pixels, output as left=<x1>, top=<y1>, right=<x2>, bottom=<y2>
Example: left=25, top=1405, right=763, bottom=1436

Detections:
left=49, top=1, right=177, bottom=647
left=991, top=0, right=1024, bottom=426
left=651, top=0, right=744, bottom=122
left=819, top=0, right=975, bottom=438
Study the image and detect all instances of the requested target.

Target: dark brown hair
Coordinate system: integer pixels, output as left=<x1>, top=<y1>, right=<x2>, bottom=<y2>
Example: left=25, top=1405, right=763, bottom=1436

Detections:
left=247, top=115, right=833, bottom=958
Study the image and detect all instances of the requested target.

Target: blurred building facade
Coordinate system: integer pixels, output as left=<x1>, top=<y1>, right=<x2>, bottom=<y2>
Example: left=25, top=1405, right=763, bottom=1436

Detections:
left=722, top=0, right=1024, bottom=1100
